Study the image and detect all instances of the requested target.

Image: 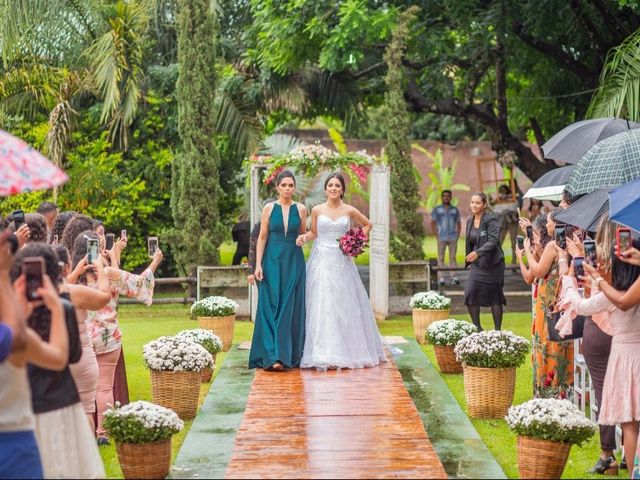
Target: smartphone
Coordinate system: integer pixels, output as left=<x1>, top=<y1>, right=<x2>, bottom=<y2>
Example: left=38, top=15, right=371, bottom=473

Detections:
left=120, top=229, right=127, bottom=240
left=87, top=238, right=99, bottom=263
left=584, top=239, right=597, bottom=266
left=105, top=233, right=115, bottom=250
left=555, top=225, right=567, bottom=249
left=12, top=210, right=25, bottom=229
left=573, top=256, right=585, bottom=279
left=516, top=235, right=524, bottom=250
left=617, top=226, right=632, bottom=256
left=148, top=237, right=159, bottom=258
left=526, top=225, right=533, bottom=242
left=23, top=257, right=44, bottom=301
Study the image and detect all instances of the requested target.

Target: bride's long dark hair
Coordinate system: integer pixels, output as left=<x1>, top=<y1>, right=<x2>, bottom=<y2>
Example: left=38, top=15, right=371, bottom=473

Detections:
left=324, top=172, right=346, bottom=199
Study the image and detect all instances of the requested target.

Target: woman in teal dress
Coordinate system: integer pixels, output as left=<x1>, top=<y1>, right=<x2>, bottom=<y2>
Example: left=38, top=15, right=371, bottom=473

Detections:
left=249, top=170, right=307, bottom=371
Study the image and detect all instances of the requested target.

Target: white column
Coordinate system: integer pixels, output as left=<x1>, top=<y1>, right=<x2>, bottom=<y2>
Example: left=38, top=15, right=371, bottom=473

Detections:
left=249, top=164, right=263, bottom=322
left=369, top=164, right=390, bottom=320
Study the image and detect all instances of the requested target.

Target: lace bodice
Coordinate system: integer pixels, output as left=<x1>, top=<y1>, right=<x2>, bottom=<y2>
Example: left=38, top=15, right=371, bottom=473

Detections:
left=316, top=215, right=350, bottom=247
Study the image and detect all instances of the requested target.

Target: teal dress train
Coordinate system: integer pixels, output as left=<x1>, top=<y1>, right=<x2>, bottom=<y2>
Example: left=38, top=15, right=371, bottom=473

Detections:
left=249, top=203, right=306, bottom=369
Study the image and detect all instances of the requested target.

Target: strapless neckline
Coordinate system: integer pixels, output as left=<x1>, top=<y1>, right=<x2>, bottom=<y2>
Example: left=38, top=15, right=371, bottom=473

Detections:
left=318, top=214, right=349, bottom=223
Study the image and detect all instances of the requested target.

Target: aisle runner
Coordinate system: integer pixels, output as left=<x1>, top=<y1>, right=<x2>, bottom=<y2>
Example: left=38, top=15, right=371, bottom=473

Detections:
left=224, top=358, right=447, bottom=479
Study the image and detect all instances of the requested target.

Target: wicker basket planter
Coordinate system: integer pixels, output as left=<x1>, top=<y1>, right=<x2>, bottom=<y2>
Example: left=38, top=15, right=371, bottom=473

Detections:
left=517, top=436, right=571, bottom=479
left=463, top=365, right=516, bottom=418
left=116, top=438, right=171, bottom=479
left=198, top=315, right=235, bottom=352
left=201, top=366, right=213, bottom=383
left=412, top=308, right=449, bottom=344
left=150, top=370, right=201, bottom=420
left=433, top=345, right=463, bottom=374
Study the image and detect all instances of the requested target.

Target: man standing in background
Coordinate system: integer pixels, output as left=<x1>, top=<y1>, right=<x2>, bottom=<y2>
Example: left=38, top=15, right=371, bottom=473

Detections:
left=431, top=190, right=461, bottom=286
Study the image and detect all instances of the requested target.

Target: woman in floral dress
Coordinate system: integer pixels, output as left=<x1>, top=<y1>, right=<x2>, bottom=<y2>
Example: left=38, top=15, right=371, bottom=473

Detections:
left=522, top=210, right=574, bottom=399
left=71, top=230, right=163, bottom=442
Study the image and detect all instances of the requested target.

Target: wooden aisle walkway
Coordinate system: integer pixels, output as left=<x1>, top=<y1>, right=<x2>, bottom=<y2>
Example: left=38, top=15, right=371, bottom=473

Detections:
left=224, top=358, right=447, bottom=479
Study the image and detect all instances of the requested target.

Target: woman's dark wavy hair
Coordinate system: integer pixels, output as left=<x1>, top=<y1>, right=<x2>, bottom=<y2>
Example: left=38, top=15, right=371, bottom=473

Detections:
left=25, top=213, right=48, bottom=243
left=533, top=214, right=551, bottom=248
left=324, top=172, right=346, bottom=199
left=611, top=239, right=640, bottom=291
left=52, top=211, right=77, bottom=243
left=11, top=243, right=62, bottom=340
left=61, top=214, right=93, bottom=253
left=10, top=242, right=60, bottom=286
left=276, top=169, right=296, bottom=186
left=53, top=244, right=70, bottom=268
left=70, top=230, right=99, bottom=286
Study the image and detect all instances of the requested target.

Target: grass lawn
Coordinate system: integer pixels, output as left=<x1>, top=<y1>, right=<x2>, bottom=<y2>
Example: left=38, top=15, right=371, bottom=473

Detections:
left=102, top=305, right=616, bottom=479
left=218, top=235, right=517, bottom=267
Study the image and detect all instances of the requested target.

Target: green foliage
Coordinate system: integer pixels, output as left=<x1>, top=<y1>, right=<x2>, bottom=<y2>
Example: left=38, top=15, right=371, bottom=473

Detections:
left=588, top=27, right=640, bottom=121
left=414, top=146, right=470, bottom=210
left=383, top=7, right=424, bottom=261
left=103, top=401, right=184, bottom=444
left=170, top=0, right=224, bottom=274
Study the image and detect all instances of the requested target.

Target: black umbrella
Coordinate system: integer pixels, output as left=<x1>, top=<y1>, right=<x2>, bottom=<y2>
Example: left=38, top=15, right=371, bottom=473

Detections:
left=553, top=189, right=609, bottom=232
left=523, top=165, right=574, bottom=200
left=541, top=118, right=640, bottom=165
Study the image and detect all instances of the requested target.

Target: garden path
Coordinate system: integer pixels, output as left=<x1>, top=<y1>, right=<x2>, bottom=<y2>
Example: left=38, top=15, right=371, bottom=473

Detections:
left=224, top=356, right=447, bottom=479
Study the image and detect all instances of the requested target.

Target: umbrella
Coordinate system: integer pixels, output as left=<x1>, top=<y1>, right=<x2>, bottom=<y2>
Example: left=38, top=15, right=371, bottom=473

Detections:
left=0, top=130, right=68, bottom=196
left=523, top=165, right=574, bottom=200
left=609, top=177, right=640, bottom=232
left=553, top=189, right=610, bottom=232
left=541, top=117, right=640, bottom=165
left=565, top=129, right=640, bottom=196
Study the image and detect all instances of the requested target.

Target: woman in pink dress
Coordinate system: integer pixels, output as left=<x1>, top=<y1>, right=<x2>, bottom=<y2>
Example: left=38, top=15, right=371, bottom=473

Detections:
left=559, top=247, right=640, bottom=471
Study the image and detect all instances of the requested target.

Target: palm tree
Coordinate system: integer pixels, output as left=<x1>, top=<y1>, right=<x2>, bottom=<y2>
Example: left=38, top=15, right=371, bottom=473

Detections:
left=588, top=27, right=640, bottom=121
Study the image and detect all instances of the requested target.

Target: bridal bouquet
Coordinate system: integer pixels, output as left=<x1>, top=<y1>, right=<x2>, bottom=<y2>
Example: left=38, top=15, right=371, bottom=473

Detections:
left=338, top=228, right=368, bottom=257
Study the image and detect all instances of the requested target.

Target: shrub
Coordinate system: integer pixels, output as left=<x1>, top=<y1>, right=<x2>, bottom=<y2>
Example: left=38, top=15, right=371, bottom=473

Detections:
left=190, top=296, right=239, bottom=317
left=426, top=319, right=477, bottom=346
left=103, top=401, right=184, bottom=444
left=143, top=336, right=213, bottom=372
left=454, top=330, right=529, bottom=368
left=176, top=328, right=224, bottom=354
left=409, top=291, right=451, bottom=310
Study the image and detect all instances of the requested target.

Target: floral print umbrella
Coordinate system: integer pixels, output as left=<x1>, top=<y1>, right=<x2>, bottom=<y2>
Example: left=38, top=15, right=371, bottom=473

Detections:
left=0, top=130, right=69, bottom=196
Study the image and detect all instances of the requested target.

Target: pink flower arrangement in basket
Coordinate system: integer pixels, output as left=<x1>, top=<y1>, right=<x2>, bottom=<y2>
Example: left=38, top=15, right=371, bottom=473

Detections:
left=338, top=228, right=369, bottom=257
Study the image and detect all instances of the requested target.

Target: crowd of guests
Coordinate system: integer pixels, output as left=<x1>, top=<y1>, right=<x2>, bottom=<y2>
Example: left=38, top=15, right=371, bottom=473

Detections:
left=516, top=194, right=640, bottom=477
left=0, top=203, right=163, bottom=478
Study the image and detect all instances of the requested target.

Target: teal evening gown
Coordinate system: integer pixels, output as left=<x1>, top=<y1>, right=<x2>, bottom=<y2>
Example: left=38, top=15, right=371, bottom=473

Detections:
left=249, top=202, right=306, bottom=369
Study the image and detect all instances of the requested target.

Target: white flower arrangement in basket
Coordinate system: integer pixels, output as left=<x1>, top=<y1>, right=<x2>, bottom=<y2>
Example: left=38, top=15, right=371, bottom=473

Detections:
left=143, top=336, right=213, bottom=372
left=176, top=328, right=224, bottom=355
left=454, top=330, right=529, bottom=368
left=426, top=320, right=477, bottom=346
left=506, top=399, right=596, bottom=445
left=410, top=291, right=451, bottom=310
left=103, top=401, right=184, bottom=444
left=190, top=296, right=239, bottom=318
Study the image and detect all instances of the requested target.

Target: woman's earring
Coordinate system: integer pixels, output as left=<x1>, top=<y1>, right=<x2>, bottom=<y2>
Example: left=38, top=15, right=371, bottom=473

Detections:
left=340, top=193, right=344, bottom=199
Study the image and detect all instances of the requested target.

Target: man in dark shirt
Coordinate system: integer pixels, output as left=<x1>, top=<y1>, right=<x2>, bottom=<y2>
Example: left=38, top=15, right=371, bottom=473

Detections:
left=231, top=220, right=251, bottom=265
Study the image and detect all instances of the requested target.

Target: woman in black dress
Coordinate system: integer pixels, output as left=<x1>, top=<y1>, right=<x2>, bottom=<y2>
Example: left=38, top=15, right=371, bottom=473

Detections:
left=464, top=193, right=506, bottom=330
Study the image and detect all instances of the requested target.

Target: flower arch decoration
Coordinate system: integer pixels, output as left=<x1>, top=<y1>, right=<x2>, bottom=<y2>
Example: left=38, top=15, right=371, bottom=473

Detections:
left=253, top=143, right=376, bottom=187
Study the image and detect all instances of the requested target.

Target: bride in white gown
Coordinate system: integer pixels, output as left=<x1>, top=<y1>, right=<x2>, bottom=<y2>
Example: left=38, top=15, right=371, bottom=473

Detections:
left=296, top=173, right=386, bottom=369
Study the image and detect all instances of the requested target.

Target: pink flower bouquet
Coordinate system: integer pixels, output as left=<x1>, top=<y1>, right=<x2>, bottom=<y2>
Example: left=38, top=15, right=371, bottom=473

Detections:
left=338, top=228, right=368, bottom=257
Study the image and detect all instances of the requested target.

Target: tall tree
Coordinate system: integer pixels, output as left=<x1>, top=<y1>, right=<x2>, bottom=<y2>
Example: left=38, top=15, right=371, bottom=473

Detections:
left=384, top=7, right=424, bottom=260
left=170, top=0, right=224, bottom=273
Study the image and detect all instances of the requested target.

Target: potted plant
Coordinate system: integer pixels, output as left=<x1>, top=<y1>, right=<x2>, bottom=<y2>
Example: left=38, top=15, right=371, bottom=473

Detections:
left=409, top=291, right=451, bottom=344
left=506, top=399, right=596, bottom=479
left=176, top=328, right=223, bottom=383
left=191, top=296, right=239, bottom=352
left=454, top=330, right=529, bottom=418
left=143, top=336, right=213, bottom=420
left=103, top=401, right=184, bottom=479
left=426, top=320, right=477, bottom=373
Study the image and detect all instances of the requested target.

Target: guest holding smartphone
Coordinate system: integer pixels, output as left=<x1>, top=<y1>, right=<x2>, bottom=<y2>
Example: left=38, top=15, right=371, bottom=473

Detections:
left=78, top=230, right=162, bottom=443
left=522, top=207, right=574, bottom=399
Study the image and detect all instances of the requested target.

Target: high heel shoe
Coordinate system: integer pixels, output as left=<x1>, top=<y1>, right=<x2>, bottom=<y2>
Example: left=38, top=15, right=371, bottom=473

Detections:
left=620, top=457, right=627, bottom=470
left=587, top=456, right=618, bottom=475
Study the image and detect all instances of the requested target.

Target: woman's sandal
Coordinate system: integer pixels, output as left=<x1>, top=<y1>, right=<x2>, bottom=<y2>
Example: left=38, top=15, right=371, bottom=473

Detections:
left=266, top=362, right=285, bottom=372
left=587, top=456, right=619, bottom=475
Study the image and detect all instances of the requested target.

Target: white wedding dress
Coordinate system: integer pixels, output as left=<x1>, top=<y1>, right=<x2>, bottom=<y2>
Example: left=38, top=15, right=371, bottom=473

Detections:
left=300, top=215, right=387, bottom=369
